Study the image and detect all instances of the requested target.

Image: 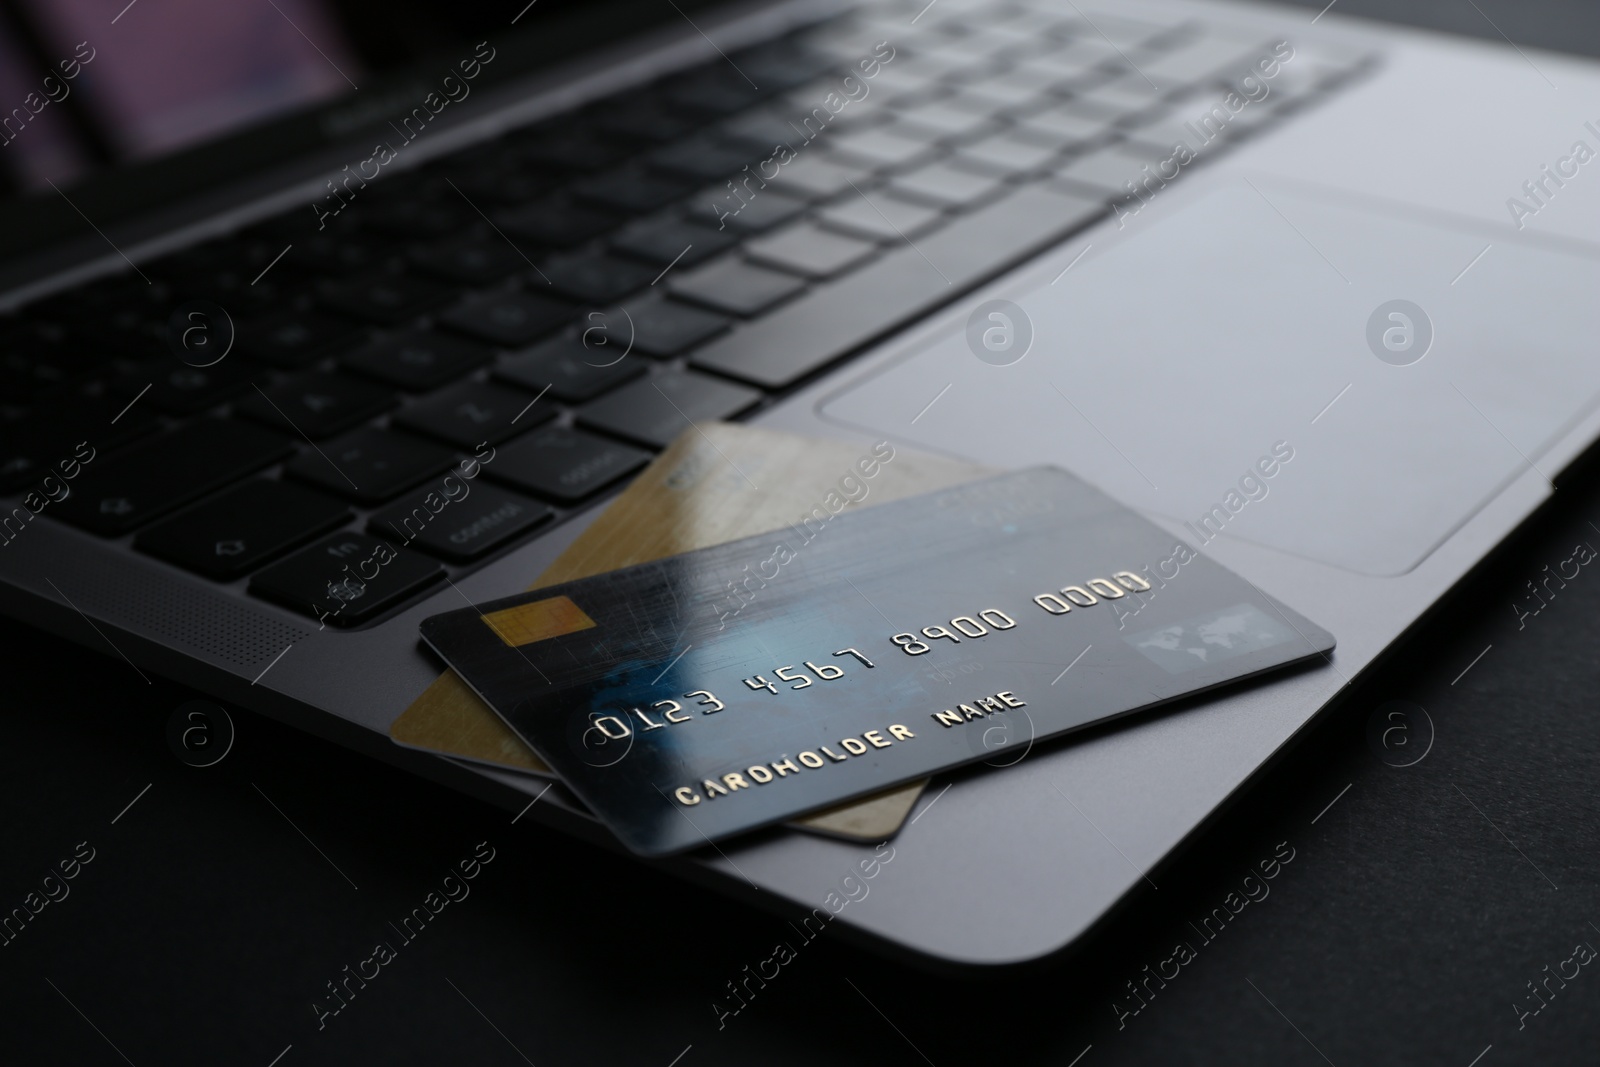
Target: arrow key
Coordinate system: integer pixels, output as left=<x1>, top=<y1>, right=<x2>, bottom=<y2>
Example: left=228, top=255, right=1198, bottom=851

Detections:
left=237, top=372, right=397, bottom=439
left=135, top=480, right=353, bottom=580
left=284, top=426, right=455, bottom=505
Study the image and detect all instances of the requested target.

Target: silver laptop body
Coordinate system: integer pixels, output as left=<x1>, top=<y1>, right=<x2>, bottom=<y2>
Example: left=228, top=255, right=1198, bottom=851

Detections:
left=4, top=0, right=1597, bottom=966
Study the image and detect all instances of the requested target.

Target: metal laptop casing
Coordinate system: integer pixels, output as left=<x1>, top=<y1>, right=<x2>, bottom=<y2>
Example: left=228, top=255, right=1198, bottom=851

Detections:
left=4, top=0, right=1599, bottom=966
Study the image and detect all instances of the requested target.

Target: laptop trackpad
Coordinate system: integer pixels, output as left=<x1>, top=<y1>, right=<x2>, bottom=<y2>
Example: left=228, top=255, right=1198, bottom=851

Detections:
left=820, top=181, right=1600, bottom=576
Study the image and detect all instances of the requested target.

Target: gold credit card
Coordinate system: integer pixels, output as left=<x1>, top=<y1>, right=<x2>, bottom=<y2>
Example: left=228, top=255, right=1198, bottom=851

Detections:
left=392, top=422, right=993, bottom=841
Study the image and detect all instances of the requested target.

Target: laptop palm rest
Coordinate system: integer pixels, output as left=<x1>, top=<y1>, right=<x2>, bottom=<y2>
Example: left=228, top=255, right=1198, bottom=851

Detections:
left=821, top=181, right=1600, bottom=576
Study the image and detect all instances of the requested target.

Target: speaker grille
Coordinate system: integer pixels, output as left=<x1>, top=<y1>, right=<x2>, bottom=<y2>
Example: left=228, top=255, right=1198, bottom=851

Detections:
left=48, top=552, right=311, bottom=670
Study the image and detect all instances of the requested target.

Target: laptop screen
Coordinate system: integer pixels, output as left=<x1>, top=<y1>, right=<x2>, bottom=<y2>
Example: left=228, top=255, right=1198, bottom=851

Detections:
left=0, top=0, right=727, bottom=263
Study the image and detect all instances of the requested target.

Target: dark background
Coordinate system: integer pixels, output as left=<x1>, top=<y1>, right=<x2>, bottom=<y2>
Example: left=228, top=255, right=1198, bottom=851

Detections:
left=5, top=1, right=1600, bottom=1064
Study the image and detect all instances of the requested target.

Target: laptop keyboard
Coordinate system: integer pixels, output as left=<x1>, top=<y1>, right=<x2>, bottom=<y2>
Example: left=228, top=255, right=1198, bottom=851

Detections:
left=0, top=0, right=1372, bottom=628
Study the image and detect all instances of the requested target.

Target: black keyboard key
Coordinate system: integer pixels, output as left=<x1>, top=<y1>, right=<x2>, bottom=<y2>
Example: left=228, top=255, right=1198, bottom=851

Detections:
left=544, top=253, right=657, bottom=305
left=667, top=256, right=806, bottom=316
left=342, top=331, right=490, bottom=392
left=647, top=136, right=761, bottom=180
left=85, top=394, right=164, bottom=451
left=236, top=373, right=397, bottom=439
left=52, top=420, right=293, bottom=535
left=6, top=317, right=153, bottom=386
left=487, top=424, right=652, bottom=504
left=611, top=217, right=737, bottom=267
left=493, top=335, right=646, bottom=403
left=318, top=274, right=452, bottom=325
left=290, top=234, right=396, bottom=276
left=590, top=97, right=703, bottom=144
left=361, top=201, right=469, bottom=239
left=578, top=370, right=760, bottom=450
left=135, top=479, right=352, bottom=579
left=496, top=198, right=621, bottom=247
left=54, top=282, right=166, bottom=324
left=239, top=312, right=367, bottom=368
left=622, top=298, right=731, bottom=357
left=393, top=381, right=555, bottom=448
left=408, top=238, right=529, bottom=286
left=734, top=42, right=838, bottom=91
left=512, top=128, right=633, bottom=172
left=369, top=478, right=553, bottom=561
left=437, top=290, right=572, bottom=348
left=0, top=393, right=158, bottom=491
left=686, top=187, right=807, bottom=233
left=170, top=274, right=288, bottom=318
left=744, top=223, right=875, bottom=278
left=692, top=186, right=1107, bottom=388
left=250, top=532, right=443, bottom=627
left=575, top=167, right=698, bottom=214
left=0, top=449, right=44, bottom=495
left=117, top=358, right=267, bottom=415
left=717, top=109, right=806, bottom=151
left=447, top=165, right=560, bottom=206
left=664, top=67, right=764, bottom=116
left=285, top=427, right=456, bottom=505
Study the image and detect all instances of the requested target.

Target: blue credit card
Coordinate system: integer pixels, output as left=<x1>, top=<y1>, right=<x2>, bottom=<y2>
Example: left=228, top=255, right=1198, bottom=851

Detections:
left=420, top=467, right=1334, bottom=856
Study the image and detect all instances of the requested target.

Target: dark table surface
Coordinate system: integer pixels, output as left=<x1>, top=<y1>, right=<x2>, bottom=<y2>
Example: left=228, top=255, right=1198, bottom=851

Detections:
left=7, top=2, right=1600, bottom=1064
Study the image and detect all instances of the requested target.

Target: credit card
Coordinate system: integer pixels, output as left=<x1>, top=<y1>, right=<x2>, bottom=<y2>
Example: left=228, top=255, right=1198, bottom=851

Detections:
left=421, top=467, right=1335, bottom=857
left=390, top=422, right=993, bottom=840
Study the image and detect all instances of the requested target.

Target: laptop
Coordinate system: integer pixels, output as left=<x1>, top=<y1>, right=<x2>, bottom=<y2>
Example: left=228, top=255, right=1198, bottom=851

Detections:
left=3, top=0, right=1598, bottom=967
